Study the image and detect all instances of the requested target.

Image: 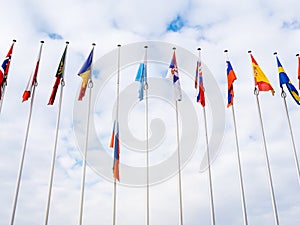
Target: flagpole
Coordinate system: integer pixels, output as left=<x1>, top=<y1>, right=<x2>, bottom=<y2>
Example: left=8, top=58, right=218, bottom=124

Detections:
left=249, top=49, right=280, bottom=225
left=0, top=39, right=16, bottom=113
left=144, top=45, right=150, bottom=225
left=112, top=44, right=121, bottom=225
left=172, top=47, right=184, bottom=225
left=280, top=89, right=300, bottom=186
left=9, top=40, right=43, bottom=225
left=198, top=48, right=215, bottom=225
left=44, top=41, right=69, bottom=225
left=224, top=50, right=248, bottom=225
left=78, top=43, right=96, bottom=225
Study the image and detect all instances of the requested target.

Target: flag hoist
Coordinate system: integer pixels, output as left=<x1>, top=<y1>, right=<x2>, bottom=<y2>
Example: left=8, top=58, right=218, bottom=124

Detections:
left=274, top=52, right=300, bottom=186
left=248, top=51, right=279, bottom=225
left=44, top=41, right=69, bottom=225
left=224, top=50, right=248, bottom=225
left=195, top=48, right=215, bottom=225
left=78, top=43, right=95, bottom=225
left=10, top=40, right=44, bottom=225
left=0, top=39, right=16, bottom=113
left=110, top=44, right=121, bottom=225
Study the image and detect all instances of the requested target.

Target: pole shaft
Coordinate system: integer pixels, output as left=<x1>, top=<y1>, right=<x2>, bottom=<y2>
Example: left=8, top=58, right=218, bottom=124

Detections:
left=255, top=94, right=280, bottom=225
left=231, top=105, right=248, bottom=225
left=10, top=84, right=37, bottom=225
left=203, top=107, right=215, bottom=225
left=0, top=84, right=6, bottom=113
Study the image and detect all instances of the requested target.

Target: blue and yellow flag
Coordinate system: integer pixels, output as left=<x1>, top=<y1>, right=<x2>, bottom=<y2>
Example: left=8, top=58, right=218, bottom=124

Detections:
left=276, top=56, right=300, bottom=105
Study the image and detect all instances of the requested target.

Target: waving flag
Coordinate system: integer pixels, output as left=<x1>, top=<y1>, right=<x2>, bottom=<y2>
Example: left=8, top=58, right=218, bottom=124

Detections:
left=135, top=61, right=146, bottom=101
left=195, top=59, right=205, bottom=107
left=0, top=40, right=16, bottom=101
left=48, top=44, right=68, bottom=105
left=166, top=51, right=182, bottom=101
left=226, top=61, right=237, bottom=107
left=78, top=47, right=94, bottom=101
left=276, top=56, right=300, bottom=105
left=110, top=120, right=120, bottom=181
left=250, top=54, right=275, bottom=95
left=298, top=54, right=300, bottom=90
left=22, top=41, right=44, bottom=102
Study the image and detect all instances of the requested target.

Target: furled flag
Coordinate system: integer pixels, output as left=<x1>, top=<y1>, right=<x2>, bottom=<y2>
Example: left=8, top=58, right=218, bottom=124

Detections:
left=250, top=54, right=275, bottom=95
left=110, top=120, right=120, bottom=181
left=166, top=50, right=182, bottom=101
left=276, top=56, right=300, bottom=105
left=297, top=54, right=300, bottom=90
left=22, top=41, right=44, bottom=102
left=78, top=47, right=94, bottom=101
left=195, top=59, right=205, bottom=107
left=226, top=61, right=237, bottom=107
left=0, top=40, right=16, bottom=101
left=135, top=60, right=146, bottom=101
left=48, top=43, right=68, bottom=105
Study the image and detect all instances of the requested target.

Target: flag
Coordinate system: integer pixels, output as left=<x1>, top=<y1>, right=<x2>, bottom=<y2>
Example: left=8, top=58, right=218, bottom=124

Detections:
left=166, top=51, right=182, bottom=101
left=298, top=55, right=300, bottom=90
left=276, top=56, right=300, bottom=105
left=0, top=41, right=16, bottom=101
left=22, top=42, right=44, bottom=102
left=135, top=61, right=146, bottom=101
left=226, top=61, right=237, bottom=107
left=110, top=120, right=120, bottom=181
left=78, top=47, right=94, bottom=101
left=48, top=44, right=68, bottom=105
left=195, top=59, right=205, bottom=107
left=250, top=54, right=275, bottom=95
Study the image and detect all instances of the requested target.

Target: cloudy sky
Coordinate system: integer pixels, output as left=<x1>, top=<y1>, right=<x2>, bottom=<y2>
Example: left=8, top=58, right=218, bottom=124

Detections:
left=1, top=0, right=300, bottom=225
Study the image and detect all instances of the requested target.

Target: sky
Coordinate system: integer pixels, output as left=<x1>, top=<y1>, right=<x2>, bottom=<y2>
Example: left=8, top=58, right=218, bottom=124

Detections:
left=1, top=0, right=300, bottom=225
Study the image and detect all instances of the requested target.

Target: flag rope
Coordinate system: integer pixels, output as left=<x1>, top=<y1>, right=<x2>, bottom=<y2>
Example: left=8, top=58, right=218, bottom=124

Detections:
left=281, top=89, right=300, bottom=186
left=254, top=88, right=280, bottom=225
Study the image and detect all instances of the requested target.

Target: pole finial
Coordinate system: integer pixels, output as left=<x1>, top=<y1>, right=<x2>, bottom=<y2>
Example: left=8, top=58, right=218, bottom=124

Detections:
left=66, top=41, right=70, bottom=45
left=224, top=49, right=228, bottom=53
left=173, top=47, right=176, bottom=50
left=117, top=44, right=121, bottom=47
left=92, top=43, right=96, bottom=46
left=13, top=39, right=16, bottom=43
left=248, top=50, right=252, bottom=54
left=296, top=53, right=299, bottom=57
left=144, top=45, right=148, bottom=49
left=41, top=40, right=44, bottom=44
left=197, top=47, right=201, bottom=51
left=273, top=52, right=278, bottom=55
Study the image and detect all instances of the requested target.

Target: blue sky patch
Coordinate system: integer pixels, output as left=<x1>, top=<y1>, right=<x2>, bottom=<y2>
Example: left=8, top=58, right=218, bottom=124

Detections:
left=167, top=15, right=185, bottom=32
left=48, top=32, right=63, bottom=40
left=282, top=20, right=300, bottom=30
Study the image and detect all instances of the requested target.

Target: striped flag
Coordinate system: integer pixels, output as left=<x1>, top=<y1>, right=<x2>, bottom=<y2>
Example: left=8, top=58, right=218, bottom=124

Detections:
left=78, top=47, right=94, bottom=101
left=166, top=51, right=182, bottom=101
left=276, top=56, right=300, bottom=105
left=0, top=41, right=16, bottom=101
left=110, top=120, right=120, bottom=181
left=195, top=59, right=205, bottom=107
left=48, top=44, right=68, bottom=105
left=250, top=54, right=275, bottom=95
left=22, top=42, right=44, bottom=102
left=226, top=61, right=237, bottom=107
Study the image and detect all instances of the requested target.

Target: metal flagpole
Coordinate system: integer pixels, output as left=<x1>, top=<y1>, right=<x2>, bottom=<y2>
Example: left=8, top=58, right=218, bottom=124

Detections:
left=44, top=41, right=69, bottom=225
left=9, top=40, right=44, bottom=225
left=198, top=48, right=215, bottom=225
left=280, top=89, right=300, bottom=186
left=224, top=50, right=248, bottom=225
left=78, top=43, right=96, bottom=225
left=172, top=47, right=184, bottom=225
left=248, top=50, right=279, bottom=225
left=144, top=45, right=150, bottom=225
left=0, top=39, right=16, bottom=113
left=112, top=44, right=121, bottom=225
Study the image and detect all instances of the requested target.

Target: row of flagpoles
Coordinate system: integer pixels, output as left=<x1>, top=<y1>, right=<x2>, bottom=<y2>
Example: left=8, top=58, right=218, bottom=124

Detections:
left=1, top=40, right=299, bottom=225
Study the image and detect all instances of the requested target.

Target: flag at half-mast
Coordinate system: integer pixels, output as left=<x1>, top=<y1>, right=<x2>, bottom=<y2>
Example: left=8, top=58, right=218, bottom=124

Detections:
left=166, top=50, right=182, bottom=101
left=110, top=120, right=120, bottom=181
left=297, top=54, right=300, bottom=90
left=250, top=53, right=275, bottom=95
left=78, top=47, right=94, bottom=101
left=135, top=53, right=147, bottom=101
left=22, top=42, right=44, bottom=102
left=226, top=60, right=237, bottom=107
left=195, top=58, right=205, bottom=107
left=48, top=44, right=68, bottom=105
left=276, top=56, right=300, bottom=105
left=0, top=41, right=16, bottom=101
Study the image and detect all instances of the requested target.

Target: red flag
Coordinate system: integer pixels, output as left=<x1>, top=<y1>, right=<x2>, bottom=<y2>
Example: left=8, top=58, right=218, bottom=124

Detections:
left=22, top=41, right=44, bottom=102
left=196, top=60, right=205, bottom=107
left=110, top=120, right=120, bottom=181
left=226, top=61, right=237, bottom=107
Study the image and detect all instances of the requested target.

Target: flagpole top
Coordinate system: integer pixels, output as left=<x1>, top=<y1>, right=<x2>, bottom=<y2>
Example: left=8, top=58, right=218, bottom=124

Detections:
left=117, top=44, right=121, bottom=47
left=41, top=40, right=44, bottom=44
left=66, top=41, right=69, bottom=45
left=92, top=43, right=96, bottom=46
left=144, top=45, right=148, bottom=49
left=224, top=49, right=228, bottom=53
left=248, top=50, right=252, bottom=54
left=173, top=47, right=176, bottom=50
left=296, top=53, right=299, bottom=57
left=13, top=39, right=16, bottom=43
left=197, top=47, right=201, bottom=51
left=273, top=52, right=277, bottom=55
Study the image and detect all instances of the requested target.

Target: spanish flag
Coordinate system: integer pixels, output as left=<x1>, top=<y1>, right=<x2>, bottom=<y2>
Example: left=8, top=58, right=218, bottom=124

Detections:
left=250, top=54, right=275, bottom=95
